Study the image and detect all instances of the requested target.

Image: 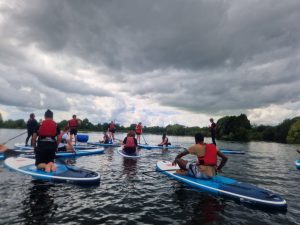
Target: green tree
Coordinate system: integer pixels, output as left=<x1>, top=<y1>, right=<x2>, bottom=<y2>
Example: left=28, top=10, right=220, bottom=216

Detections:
left=286, top=118, right=300, bottom=144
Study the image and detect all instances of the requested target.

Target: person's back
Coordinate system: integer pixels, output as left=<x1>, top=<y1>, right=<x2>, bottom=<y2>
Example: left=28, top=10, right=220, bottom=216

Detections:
left=188, top=143, right=217, bottom=177
left=123, top=131, right=137, bottom=154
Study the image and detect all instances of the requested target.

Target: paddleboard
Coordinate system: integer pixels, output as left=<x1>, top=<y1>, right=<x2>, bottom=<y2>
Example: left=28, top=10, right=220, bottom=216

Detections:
left=156, top=161, right=287, bottom=210
left=5, top=157, right=100, bottom=184
left=87, top=142, right=121, bottom=147
left=14, top=143, right=99, bottom=151
left=219, top=148, right=245, bottom=155
left=14, top=149, right=105, bottom=158
left=117, top=148, right=140, bottom=158
left=138, top=144, right=182, bottom=150
left=295, top=159, right=300, bottom=170
left=0, top=153, right=4, bottom=160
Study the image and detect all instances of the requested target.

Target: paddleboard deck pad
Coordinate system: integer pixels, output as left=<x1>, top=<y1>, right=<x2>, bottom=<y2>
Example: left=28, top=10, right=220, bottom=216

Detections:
left=156, top=161, right=287, bottom=210
left=117, top=148, right=140, bottom=158
left=138, top=144, right=182, bottom=150
left=5, top=157, right=100, bottom=184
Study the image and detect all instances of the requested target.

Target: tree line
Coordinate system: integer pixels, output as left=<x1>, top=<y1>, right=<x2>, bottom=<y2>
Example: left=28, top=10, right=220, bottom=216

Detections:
left=0, top=113, right=300, bottom=144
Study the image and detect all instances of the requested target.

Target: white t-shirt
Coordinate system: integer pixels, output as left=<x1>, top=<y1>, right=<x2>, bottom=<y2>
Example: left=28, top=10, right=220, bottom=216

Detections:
left=58, top=133, right=70, bottom=148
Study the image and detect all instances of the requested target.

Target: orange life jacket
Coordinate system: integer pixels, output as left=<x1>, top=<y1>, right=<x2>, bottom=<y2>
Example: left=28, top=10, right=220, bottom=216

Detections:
left=68, top=119, right=78, bottom=128
left=124, top=137, right=136, bottom=148
left=38, top=119, right=57, bottom=137
left=197, top=144, right=217, bottom=166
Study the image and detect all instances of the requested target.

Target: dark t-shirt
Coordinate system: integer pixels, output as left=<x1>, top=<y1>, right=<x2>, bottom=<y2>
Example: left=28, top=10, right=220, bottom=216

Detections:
left=27, top=119, right=38, bottom=133
left=210, top=122, right=216, bottom=134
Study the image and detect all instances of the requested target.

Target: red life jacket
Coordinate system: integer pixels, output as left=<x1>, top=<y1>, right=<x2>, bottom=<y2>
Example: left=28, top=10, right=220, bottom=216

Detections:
left=197, top=144, right=217, bottom=166
left=38, top=119, right=57, bottom=137
left=135, top=124, right=142, bottom=133
left=68, top=119, right=78, bottom=128
left=124, top=137, right=136, bottom=148
left=109, top=123, right=115, bottom=130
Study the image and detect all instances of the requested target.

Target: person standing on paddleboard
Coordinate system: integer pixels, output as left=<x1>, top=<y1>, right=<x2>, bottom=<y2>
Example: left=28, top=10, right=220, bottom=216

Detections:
left=209, top=118, right=217, bottom=145
left=33, top=109, right=60, bottom=173
left=68, top=115, right=81, bottom=144
left=173, top=133, right=227, bottom=179
left=25, top=113, right=38, bottom=146
left=135, top=122, right=143, bottom=144
left=122, top=130, right=138, bottom=154
left=108, top=121, right=116, bottom=141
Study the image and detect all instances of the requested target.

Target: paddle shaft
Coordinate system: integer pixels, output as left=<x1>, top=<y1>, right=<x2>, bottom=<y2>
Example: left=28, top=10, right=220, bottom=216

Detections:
left=1, top=131, right=27, bottom=145
left=142, top=134, right=148, bottom=145
left=142, top=169, right=178, bottom=174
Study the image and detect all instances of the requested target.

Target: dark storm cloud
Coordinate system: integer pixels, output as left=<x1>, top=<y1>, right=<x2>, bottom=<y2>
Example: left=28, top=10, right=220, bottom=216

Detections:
left=1, top=0, right=300, bottom=114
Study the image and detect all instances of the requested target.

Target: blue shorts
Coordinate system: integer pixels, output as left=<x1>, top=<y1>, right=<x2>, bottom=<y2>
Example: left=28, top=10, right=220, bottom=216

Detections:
left=186, top=163, right=211, bottom=179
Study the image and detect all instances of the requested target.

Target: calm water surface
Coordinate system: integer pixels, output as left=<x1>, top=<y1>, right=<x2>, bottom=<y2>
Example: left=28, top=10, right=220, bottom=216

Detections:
left=0, top=129, right=299, bottom=224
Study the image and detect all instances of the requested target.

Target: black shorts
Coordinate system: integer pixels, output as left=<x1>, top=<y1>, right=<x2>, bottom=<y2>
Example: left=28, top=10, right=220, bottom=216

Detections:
left=57, top=146, right=67, bottom=152
left=123, top=147, right=136, bottom=154
left=70, top=128, right=78, bottom=135
left=35, top=141, right=57, bottom=165
left=109, top=129, right=115, bottom=134
left=135, top=132, right=141, bottom=135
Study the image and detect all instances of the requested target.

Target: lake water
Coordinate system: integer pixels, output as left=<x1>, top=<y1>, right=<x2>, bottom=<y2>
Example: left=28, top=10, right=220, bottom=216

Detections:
left=0, top=128, right=299, bottom=224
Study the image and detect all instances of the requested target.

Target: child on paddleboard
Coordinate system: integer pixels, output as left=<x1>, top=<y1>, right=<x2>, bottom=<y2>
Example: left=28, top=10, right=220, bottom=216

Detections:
left=122, top=130, right=138, bottom=154
left=173, top=133, right=228, bottom=179
left=158, top=133, right=170, bottom=147
left=33, top=109, right=60, bottom=173
left=57, top=126, right=75, bottom=152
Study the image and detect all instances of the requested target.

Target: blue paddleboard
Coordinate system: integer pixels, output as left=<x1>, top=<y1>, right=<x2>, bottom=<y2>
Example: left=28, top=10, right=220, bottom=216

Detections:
left=0, top=153, right=4, bottom=160
left=138, top=144, right=182, bottom=150
left=295, top=160, right=300, bottom=170
left=156, top=161, right=287, bottom=210
left=5, top=157, right=100, bottom=184
left=219, top=148, right=245, bottom=155
left=15, top=149, right=105, bottom=158
left=87, top=142, right=121, bottom=147
left=14, top=143, right=99, bottom=151
left=117, top=148, right=140, bottom=158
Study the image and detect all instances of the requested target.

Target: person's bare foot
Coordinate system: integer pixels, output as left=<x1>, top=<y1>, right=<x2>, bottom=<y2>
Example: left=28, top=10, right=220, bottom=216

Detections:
left=175, top=169, right=188, bottom=175
left=49, top=162, right=56, bottom=172
left=45, top=164, right=51, bottom=173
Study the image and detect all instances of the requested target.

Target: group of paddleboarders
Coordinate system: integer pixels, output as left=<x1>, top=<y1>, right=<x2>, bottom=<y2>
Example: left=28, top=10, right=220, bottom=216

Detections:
left=2, top=111, right=228, bottom=181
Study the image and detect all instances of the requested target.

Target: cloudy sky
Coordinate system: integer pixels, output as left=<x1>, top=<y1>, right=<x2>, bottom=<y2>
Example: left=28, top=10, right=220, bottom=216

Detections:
left=0, top=0, right=300, bottom=127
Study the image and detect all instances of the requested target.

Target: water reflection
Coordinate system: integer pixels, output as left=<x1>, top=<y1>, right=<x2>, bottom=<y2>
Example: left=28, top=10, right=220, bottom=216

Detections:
left=174, top=188, right=225, bottom=224
left=21, top=180, right=57, bottom=225
left=122, top=158, right=138, bottom=179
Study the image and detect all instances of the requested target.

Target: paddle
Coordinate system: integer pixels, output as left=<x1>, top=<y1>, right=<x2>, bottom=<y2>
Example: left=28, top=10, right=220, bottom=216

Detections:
left=1, top=131, right=27, bottom=145
left=142, top=134, right=148, bottom=145
left=142, top=169, right=178, bottom=174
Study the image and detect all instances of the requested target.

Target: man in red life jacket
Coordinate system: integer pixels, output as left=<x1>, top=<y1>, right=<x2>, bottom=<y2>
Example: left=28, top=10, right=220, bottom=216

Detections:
left=122, top=130, right=138, bottom=154
left=107, top=121, right=116, bottom=141
left=173, top=133, right=227, bottom=179
left=33, top=109, right=60, bottom=173
left=135, top=122, right=143, bottom=144
left=68, top=115, right=80, bottom=144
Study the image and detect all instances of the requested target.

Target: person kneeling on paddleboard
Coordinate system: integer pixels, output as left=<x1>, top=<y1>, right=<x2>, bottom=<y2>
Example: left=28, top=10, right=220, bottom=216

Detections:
left=122, top=130, right=138, bottom=154
left=33, top=109, right=60, bottom=173
left=158, top=133, right=171, bottom=147
left=173, top=133, right=228, bottom=179
left=57, top=126, right=75, bottom=152
left=100, top=131, right=110, bottom=144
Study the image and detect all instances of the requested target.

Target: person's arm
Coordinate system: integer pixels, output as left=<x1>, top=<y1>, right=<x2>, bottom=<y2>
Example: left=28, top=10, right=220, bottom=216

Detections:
left=172, top=149, right=190, bottom=165
left=134, top=138, right=138, bottom=147
left=122, top=137, right=127, bottom=145
left=216, top=150, right=228, bottom=172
